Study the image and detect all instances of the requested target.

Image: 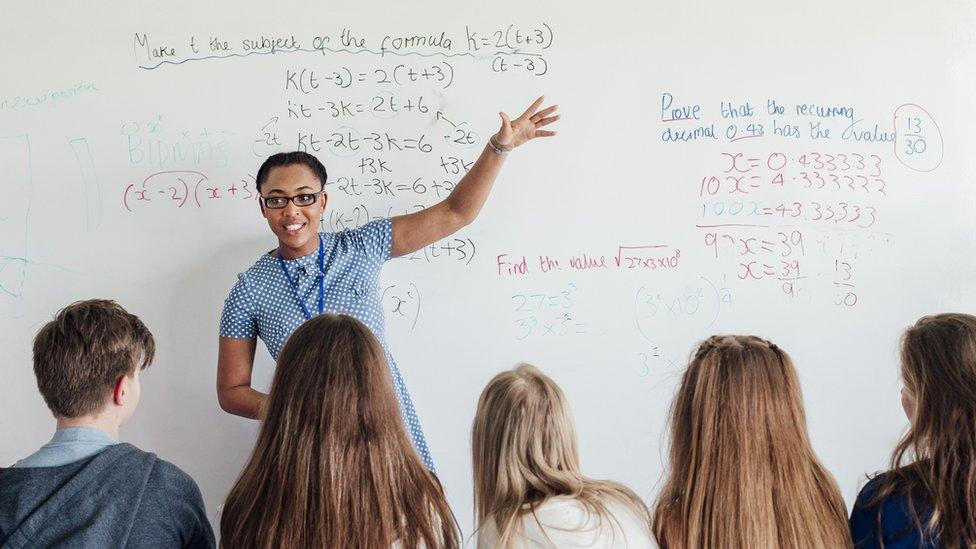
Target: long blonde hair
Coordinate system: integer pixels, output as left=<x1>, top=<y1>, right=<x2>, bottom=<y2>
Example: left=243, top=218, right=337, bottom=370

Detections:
left=652, top=336, right=850, bottom=549
left=472, top=364, right=651, bottom=548
left=220, top=314, right=459, bottom=548
left=869, top=313, right=976, bottom=547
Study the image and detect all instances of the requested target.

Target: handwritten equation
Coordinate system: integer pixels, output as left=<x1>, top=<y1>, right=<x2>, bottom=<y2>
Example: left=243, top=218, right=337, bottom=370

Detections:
left=510, top=282, right=587, bottom=341
left=659, top=93, right=944, bottom=173
left=634, top=276, right=734, bottom=377
left=122, top=171, right=257, bottom=212
left=381, top=282, right=421, bottom=330
left=696, top=146, right=894, bottom=306
left=131, top=24, right=554, bottom=76
left=496, top=246, right=681, bottom=277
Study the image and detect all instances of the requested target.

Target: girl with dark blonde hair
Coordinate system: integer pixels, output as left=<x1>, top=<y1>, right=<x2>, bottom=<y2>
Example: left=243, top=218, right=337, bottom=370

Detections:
left=220, top=314, right=459, bottom=548
left=653, top=336, right=851, bottom=549
left=472, top=364, right=655, bottom=548
left=850, top=313, right=976, bottom=548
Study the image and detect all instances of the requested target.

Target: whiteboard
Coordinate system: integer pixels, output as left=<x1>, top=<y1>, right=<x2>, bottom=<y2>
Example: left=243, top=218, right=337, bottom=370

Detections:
left=2, top=0, right=975, bottom=536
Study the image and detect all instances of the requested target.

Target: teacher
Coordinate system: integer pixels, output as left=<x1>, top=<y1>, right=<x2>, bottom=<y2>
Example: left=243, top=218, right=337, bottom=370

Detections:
left=217, top=97, right=558, bottom=470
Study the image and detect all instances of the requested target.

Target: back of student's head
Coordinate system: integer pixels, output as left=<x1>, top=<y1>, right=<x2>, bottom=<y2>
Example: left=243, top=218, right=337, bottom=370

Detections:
left=220, top=313, right=459, bottom=549
left=32, top=299, right=155, bottom=418
left=873, top=313, right=976, bottom=546
left=472, top=364, right=650, bottom=547
left=653, top=336, right=850, bottom=549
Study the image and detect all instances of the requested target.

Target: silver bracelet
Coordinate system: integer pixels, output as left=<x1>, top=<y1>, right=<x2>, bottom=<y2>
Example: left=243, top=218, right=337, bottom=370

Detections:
left=488, top=136, right=512, bottom=155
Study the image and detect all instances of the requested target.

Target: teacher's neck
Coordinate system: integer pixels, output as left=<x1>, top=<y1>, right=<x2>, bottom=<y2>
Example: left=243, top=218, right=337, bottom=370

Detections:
left=276, top=239, right=319, bottom=260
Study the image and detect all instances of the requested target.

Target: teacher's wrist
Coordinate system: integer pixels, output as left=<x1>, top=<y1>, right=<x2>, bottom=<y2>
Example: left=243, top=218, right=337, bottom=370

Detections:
left=488, top=134, right=513, bottom=155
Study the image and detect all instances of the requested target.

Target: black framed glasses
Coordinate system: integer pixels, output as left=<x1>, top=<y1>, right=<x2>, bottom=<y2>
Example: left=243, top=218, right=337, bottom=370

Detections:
left=260, top=190, right=325, bottom=209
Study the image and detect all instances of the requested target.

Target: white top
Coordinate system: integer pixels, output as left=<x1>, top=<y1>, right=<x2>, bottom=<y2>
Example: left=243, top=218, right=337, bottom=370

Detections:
left=476, top=495, right=658, bottom=548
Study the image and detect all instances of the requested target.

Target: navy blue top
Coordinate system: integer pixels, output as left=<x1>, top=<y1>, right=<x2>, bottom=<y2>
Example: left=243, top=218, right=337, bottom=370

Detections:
left=850, top=474, right=937, bottom=548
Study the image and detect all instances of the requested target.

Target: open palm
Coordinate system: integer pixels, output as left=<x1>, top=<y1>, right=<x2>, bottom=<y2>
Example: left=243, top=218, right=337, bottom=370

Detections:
left=494, top=96, right=560, bottom=150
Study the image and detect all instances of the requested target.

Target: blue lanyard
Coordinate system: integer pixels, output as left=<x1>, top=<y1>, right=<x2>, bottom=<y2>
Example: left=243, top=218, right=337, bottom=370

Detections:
left=277, top=236, right=325, bottom=321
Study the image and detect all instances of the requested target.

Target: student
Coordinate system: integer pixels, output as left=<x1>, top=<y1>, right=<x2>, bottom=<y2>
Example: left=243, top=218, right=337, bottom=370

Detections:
left=472, top=364, right=655, bottom=548
left=0, top=299, right=215, bottom=548
left=850, top=313, right=976, bottom=548
left=653, top=336, right=851, bottom=549
left=217, top=98, right=559, bottom=472
left=220, top=313, right=459, bottom=548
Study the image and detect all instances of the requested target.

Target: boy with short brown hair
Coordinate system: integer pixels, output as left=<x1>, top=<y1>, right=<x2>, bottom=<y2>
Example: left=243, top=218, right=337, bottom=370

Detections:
left=0, top=299, right=215, bottom=548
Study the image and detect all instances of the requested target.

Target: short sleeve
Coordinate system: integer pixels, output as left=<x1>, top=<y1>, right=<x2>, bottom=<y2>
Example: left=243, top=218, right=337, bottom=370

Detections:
left=349, top=218, right=393, bottom=262
left=219, top=274, right=257, bottom=339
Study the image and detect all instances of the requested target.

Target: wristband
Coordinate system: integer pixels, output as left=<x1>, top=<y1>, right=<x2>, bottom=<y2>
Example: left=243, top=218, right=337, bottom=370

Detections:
left=488, top=135, right=512, bottom=155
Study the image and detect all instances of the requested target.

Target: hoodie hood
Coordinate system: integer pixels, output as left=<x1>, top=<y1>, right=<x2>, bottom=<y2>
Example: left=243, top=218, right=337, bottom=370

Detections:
left=0, top=443, right=155, bottom=548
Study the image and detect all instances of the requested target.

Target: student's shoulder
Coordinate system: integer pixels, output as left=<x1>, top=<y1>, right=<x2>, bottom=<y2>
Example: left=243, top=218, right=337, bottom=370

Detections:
left=851, top=472, right=933, bottom=547
left=854, top=474, right=887, bottom=506
left=532, top=495, right=637, bottom=522
left=853, top=472, right=918, bottom=513
left=133, top=454, right=215, bottom=548
left=0, top=465, right=33, bottom=495
left=104, top=444, right=194, bottom=490
left=532, top=495, right=585, bottom=520
left=146, top=458, right=204, bottom=499
left=526, top=497, right=657, bottom=548
left=523, top=497, right=592, bottom=536
left=474, top=518, right=501, bottom=549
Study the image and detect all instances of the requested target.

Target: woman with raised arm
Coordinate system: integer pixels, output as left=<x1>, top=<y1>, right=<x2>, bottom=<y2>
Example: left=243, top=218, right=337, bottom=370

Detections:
left=216, top=98, right=558, bottom=470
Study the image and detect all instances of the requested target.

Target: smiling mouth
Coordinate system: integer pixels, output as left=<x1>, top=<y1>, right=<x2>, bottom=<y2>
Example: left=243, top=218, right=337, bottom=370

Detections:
left=283, top=222, right=307, bottom=234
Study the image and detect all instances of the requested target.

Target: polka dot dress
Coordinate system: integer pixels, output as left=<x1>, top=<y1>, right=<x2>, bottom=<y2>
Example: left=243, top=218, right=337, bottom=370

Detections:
left=219, top=218, right=434, bottom=472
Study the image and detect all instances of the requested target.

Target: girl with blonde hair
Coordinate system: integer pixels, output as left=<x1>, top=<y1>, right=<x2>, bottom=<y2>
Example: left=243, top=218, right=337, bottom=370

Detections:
left=850, top=313, right=976, bottom=547
left=220, top=314, right=459, bottom=548
left=653, top=336, right=851, bottom=549
left=472, top=364, right=655, bottom=548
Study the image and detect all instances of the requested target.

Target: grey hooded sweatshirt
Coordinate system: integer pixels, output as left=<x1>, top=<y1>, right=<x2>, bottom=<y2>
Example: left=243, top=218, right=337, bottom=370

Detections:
left=0, top=443, right=215, bottom=548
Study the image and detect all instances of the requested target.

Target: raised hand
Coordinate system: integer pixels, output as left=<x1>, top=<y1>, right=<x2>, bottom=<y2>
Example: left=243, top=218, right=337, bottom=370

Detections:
left=493, top=96, right=559, bottom=150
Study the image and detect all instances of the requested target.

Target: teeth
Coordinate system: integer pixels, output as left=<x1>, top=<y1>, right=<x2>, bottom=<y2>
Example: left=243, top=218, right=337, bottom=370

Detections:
left=285, top=223, right=303, bottom=231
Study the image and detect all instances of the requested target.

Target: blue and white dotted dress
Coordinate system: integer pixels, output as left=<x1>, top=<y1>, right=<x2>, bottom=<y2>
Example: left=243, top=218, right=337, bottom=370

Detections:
left=219, top=218, right=434, bottom=471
